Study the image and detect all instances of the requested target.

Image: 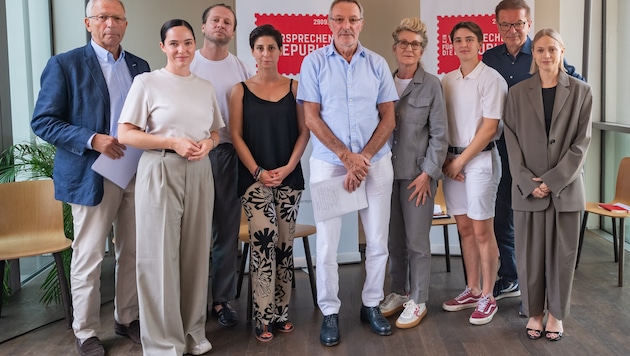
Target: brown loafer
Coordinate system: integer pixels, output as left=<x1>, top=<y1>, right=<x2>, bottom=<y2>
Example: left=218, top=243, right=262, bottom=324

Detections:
left=115, top=320, right=141, bottom=344
left=76, top=337, right=105, bottom=356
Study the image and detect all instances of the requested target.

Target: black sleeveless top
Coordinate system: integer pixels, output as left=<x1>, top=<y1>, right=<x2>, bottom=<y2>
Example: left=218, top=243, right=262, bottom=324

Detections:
left=237, top=79, right=305, bottom=196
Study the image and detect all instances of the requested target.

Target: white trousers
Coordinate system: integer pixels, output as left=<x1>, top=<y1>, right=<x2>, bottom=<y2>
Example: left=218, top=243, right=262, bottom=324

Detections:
left=310, top=153, right=393, bottom=315
left=70, top=178, right=137, bottom=340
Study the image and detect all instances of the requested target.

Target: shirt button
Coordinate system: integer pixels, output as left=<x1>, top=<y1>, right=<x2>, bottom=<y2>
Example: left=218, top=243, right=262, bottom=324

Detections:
left=509, top=75, right=513, bottom=79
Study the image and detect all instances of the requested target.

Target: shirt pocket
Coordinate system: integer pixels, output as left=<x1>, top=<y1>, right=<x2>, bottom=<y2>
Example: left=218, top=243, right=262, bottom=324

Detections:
left=404, top=97, right=431, bottom=125
left=399, top=97, right=431, bottom=140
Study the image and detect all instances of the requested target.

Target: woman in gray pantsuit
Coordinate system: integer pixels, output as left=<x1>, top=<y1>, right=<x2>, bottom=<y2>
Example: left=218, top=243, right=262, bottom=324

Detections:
left=503, top=28, right=592, bottom=342
left=379, top=17, right=448, bottom=329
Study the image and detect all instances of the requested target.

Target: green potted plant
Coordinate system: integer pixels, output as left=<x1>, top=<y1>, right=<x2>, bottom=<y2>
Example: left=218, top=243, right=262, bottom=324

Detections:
left=0, top=142, right=73, bottom=306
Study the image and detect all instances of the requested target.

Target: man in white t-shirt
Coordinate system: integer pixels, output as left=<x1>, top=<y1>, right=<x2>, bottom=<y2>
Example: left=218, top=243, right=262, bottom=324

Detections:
left=190, top=3, right=254, bottom=328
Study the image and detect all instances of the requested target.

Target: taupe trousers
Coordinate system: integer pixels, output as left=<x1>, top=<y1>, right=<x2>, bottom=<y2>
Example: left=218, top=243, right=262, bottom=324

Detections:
left=515, top=207, right=580, bottom=319
left=135, top=150, right=213, bottom=356
left=70, top=178, right=137, bottom=340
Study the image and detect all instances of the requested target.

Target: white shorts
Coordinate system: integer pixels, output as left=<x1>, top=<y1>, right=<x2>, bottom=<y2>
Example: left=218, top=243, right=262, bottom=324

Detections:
left=443, top=148, right=501, bottom=220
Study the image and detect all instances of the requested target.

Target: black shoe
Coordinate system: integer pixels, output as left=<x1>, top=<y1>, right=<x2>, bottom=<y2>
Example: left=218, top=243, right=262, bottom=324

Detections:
left=320, top=314, right=340, bottom=347
left=76, top=337, right=105, bottom=356
left=360, top=305, right=392, bottom=336
left=114, top=320, right=141, bottom=344
left=212, top=302, right=239, bottom=327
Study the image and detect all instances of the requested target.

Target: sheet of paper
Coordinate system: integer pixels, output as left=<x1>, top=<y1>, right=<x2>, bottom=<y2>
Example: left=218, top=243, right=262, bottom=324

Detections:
left=91, top=146, right=144, bottom=189
left=433, top=204, right=442, bottom=215
left=310, top=175, right=368, bottom=223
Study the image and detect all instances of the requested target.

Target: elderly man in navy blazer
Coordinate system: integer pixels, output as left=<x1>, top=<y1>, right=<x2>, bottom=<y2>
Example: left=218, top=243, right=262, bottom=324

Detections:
left=31, top=1, right=149, bottom=355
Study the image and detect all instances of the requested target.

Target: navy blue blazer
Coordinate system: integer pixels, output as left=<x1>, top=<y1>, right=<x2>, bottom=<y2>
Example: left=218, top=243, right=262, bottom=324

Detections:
left=31, top=44, right=150, bottom=206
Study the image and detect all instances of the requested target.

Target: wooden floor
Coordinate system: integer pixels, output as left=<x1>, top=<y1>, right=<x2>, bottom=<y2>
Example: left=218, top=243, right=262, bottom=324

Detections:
left=1, top=229, right=629, bottom=355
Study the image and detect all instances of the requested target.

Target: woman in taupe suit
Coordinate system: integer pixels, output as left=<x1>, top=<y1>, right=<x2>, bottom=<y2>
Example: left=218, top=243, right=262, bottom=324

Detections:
left=379, top=17, right=448, bottom=329
left=503, top=28, right=592, bottom=342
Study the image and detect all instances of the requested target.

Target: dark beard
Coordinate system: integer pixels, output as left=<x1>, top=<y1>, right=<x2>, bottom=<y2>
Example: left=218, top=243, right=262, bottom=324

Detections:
left=207, top=35, right=230, bottom=46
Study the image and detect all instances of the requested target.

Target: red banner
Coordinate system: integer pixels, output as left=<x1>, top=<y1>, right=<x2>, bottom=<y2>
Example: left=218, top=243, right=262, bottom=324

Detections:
left=255, top=13, right=332, bottom=76
left=436, top=14, right=503, bottom=74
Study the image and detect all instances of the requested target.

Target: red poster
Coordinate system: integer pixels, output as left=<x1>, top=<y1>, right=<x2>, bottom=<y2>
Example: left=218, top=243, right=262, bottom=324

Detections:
left=255, top=13, right=332, bottom=75
left=436, top=14, right=503, bottom=74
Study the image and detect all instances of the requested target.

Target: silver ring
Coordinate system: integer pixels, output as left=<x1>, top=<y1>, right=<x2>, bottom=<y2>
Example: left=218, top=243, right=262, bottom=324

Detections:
left=424, top=193, right=428, bottom=196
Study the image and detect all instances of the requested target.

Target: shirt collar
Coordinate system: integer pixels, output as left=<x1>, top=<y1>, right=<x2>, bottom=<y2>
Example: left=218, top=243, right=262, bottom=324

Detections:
left=500, top=37, right=532, bottom=57
left=521, top=37, right=533, bottom=55
left=326, top=41, right=366, bottom=59
left=458, top=61, right=485, bottom=80
left=91, top=39, right=126, bottom=63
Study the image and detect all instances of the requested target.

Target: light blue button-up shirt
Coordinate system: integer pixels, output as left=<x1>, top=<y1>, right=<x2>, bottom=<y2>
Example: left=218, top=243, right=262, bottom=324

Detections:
left=89, top=40, right=132, bottom=146
left=297, top=42, right=398, bottom=165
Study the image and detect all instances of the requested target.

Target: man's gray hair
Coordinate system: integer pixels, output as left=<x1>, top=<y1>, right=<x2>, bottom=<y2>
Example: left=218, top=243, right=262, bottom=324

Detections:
left=329, top=0, right=364, bottom=18
left=86, top=0, right=126, bottom=17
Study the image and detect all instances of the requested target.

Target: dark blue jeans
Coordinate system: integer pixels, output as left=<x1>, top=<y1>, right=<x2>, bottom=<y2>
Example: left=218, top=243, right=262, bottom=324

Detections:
left=494, top=134, right=517, bottom=283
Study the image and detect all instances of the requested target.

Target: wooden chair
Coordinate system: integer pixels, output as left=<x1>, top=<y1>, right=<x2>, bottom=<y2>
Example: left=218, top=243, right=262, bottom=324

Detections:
left=0, top=180, right=73, bottom=328
left=235, top=209, right=317, bottom=322
left=432, top=181, right=458, bottom=272
left=577, top=157, right=630, bottom=287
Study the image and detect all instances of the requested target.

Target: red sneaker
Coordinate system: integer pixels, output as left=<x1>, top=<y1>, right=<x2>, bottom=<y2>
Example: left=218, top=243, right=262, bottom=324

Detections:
left=469, top=294, right=498, bottom=325
left=442, top=287, right=481, bottom=312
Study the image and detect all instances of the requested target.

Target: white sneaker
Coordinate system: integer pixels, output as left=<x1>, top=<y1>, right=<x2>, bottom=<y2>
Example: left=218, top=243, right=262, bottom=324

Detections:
left=190, top=339, right=212, bottom=355
left=395, top=300, right=427, bottom=329
left=379, top=292, right=409, bottom=317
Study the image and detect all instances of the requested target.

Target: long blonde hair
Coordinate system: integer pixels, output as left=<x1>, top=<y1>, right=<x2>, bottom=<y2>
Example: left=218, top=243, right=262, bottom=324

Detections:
left=529, top=28, right=566, bottom=74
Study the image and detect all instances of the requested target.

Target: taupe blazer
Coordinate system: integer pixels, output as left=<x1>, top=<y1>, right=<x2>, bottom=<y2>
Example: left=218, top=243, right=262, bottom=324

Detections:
left=391, top=66, right=448, bottom=181
left=504, top=71, right=592, bottom=212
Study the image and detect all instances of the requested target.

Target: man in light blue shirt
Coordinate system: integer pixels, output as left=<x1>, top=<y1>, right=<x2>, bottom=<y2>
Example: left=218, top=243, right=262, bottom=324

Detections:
left=297, top=0, right=398, bottom=347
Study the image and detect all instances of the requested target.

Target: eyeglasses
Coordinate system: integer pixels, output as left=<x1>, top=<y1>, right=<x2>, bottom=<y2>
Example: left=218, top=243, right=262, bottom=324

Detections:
left=396, top=40, right=422, bottom=50
left=329, top=17, right=363, bottom=25
left=88, top=15, right=127, bottom=24
left=498, top=21, right=527, bottom=31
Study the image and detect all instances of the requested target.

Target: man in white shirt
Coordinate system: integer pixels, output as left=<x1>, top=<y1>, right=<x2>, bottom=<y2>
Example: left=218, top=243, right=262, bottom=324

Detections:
left=190, top=3, right=254, bottom=327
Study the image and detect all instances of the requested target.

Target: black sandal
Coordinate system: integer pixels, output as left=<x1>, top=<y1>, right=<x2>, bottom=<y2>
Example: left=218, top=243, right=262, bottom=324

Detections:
left=526, top=328, right=542, bottom=340
left=272, top=320, right=295, bottom=333
left=545, top=331, right=563, bottom=341
left=255, top=323, right=274, bottom=342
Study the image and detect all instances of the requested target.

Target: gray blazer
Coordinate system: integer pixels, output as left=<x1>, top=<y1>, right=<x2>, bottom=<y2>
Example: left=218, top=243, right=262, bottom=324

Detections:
left=391, top=66, right=448, bottom=181
left=504, top=71, right=592, bottom=212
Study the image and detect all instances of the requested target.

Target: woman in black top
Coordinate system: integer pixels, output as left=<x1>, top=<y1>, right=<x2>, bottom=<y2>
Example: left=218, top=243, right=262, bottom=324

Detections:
left=229, top=24, right=309, bottom=342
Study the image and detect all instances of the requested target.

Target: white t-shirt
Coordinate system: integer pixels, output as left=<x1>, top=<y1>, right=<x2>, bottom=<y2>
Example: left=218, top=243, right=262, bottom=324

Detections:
left=442, top=61, right=507, bottom=147
left=190, top=51, right=254, bottom=144
left=394, top=76, right=413, bottom=97
left=119, top=68, right=224, bottom=141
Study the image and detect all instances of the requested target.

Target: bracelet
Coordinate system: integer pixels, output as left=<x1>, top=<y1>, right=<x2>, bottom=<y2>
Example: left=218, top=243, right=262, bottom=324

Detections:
left=210, top=137, right=217, bottom=149
left=253, top=166, right=263, bottom=181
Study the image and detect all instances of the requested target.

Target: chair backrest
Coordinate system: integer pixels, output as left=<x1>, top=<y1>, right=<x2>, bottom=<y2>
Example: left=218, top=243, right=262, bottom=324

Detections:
left=0, top=180, right=68, bottom=259
left=614, top=157, right=630, bottom=204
